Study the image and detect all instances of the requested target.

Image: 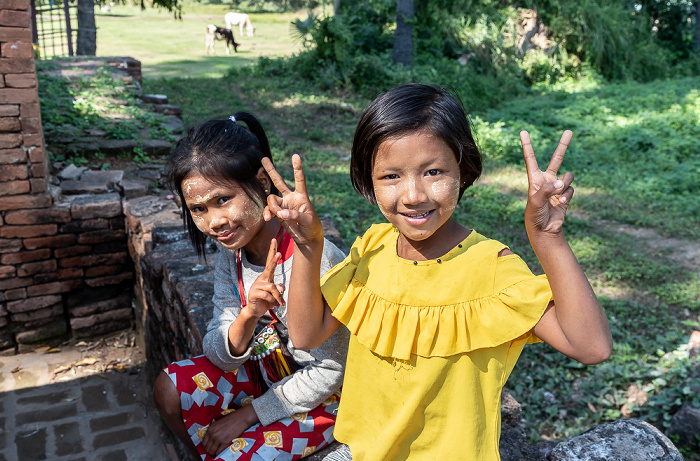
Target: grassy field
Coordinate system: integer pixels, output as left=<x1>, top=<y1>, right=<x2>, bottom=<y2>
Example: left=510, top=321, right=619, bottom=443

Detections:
left=42, top=5, right=700, bottom=456
left=95, top=4, right=306, bottom=79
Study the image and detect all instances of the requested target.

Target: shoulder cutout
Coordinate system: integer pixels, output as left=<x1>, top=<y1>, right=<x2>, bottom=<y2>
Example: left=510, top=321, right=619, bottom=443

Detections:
left=498, top=248, right=515, bottom=257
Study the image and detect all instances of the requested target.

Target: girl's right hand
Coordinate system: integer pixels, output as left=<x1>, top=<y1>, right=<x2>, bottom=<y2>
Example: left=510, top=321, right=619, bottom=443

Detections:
left=262, top=154, right=324, bottom=247
left=246, top=238, right=285, bottom=318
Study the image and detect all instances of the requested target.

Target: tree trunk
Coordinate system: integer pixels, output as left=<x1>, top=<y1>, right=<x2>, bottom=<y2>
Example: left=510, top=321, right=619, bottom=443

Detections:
left=334, top=0, right=342, bottom=16
left=695, top=1, right=700, bottom=54
left=393, top=0, right=414, bottom=67
left=76, top=0, right=96, bottom=56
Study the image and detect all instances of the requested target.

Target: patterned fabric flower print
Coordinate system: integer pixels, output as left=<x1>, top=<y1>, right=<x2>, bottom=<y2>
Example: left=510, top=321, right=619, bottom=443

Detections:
left=263, top=431, right=283, bottom=448
left=193, top=372, right=213, bottom=391
left=302, top=446, right=316, bottom=457
left=230, top=438, right=248, bottom=453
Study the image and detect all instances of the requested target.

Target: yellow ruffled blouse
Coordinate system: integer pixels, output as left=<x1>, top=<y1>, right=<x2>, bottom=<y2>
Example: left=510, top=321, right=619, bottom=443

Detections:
left=320, top=223, right=553, bottom=460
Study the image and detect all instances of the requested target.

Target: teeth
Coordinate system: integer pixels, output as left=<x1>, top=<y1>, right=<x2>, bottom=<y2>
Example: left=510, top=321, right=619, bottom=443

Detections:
left=405, top=211, right=430, bottom=218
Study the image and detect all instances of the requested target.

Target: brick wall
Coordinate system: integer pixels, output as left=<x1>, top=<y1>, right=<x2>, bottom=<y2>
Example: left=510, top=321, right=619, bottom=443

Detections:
left=0, top=1, right=133, bottom=352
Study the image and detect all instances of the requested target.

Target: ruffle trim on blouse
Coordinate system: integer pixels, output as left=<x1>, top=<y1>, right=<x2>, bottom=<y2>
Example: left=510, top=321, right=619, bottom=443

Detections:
left=325, top=268, right=553, bottom=361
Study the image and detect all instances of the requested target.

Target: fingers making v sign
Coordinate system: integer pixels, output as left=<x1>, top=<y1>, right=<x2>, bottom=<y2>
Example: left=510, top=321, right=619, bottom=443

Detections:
left=262, top=154, right=324, bottom=247
left=246, top=238, right=285, bottom=318
left=520, top=130, right=576, bottom=236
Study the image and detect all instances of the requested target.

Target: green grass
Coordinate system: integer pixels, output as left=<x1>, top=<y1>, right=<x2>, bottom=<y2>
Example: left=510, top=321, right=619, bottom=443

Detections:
left=95, top=4, right=306, bottom=79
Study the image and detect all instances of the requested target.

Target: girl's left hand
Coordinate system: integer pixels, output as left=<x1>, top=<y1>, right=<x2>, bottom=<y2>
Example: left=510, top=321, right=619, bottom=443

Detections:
left=201, top=405, right=259, bottom=457
left=520, top=130, right=575, bottom=236
left=246, top=238, right=285, bottom=318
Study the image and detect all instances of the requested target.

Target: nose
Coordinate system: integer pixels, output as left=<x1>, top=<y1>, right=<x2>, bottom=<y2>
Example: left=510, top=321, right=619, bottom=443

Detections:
left=209, top=209, right=228, bottom=230
left=402, top=176, right=427, bottom=205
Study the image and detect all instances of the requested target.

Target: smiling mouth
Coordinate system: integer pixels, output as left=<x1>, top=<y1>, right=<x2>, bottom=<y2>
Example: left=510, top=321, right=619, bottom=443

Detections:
left=401, top=210, right=433, bottom=219
left=217, top=229, right=237, bottom=241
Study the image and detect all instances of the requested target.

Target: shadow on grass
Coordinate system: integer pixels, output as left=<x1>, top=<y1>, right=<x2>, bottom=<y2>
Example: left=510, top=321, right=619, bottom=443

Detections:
left=142, top=56, right=259, bottom=79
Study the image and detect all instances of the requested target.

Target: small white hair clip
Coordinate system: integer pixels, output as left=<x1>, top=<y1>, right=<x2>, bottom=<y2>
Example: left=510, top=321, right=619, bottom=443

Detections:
left=229, top=115, right=237, bottom=123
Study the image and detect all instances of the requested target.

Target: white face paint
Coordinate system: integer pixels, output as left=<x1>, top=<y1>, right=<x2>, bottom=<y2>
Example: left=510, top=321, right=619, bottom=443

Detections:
left=181, top=173, right=265, bottom=252
left=371, top=130, right=463, bottom=256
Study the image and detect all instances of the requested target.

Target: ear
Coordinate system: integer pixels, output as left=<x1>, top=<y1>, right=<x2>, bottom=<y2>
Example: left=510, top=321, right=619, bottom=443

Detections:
left=256, top=167, right=271, bottom=194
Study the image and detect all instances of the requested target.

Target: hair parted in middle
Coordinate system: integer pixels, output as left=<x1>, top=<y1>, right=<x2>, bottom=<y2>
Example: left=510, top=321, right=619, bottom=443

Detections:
left=165, top=111, right=279, bottom=257
left=350, top=83, right=482, bottom=204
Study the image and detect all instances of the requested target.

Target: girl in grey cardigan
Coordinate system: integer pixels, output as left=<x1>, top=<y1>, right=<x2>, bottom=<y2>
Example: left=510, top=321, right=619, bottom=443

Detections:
left=153, top=113, right=349, bottom=461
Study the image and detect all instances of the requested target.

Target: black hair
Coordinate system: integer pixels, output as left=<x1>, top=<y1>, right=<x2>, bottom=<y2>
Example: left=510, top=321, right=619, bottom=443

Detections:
left=350, top=83, right=482, bottom=203
left=165, top=112, right=278, bottom=257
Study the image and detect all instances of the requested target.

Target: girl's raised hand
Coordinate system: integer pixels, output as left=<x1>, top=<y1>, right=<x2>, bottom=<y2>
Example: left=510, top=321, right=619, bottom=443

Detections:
left=246, top=238, right=285, bottom=318
left=262, top=154, right=324, bottom=246
left=520, top=130, right=575, bottom=236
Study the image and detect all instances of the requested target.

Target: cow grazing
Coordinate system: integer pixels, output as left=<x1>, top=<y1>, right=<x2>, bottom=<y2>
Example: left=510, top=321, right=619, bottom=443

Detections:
left=205, top=25, right=239, bottom=55
left=224, top=12, right=256, bottom=37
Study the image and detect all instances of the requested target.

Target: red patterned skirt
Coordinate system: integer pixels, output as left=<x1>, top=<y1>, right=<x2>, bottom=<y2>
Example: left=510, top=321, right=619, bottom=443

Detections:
left=163, top=355, right=340, bottom=461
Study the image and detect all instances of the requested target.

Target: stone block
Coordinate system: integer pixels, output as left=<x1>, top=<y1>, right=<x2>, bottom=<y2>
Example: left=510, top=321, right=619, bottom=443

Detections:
left=0, top=104, right=20, bottom=116
left=20, top=102, right=40, bottom=119
left=0, top=87, right=36, bottom=104
left=14, top=427, right=47, bottom=461
left=33, top=267, right=83, bottom=284
left=59, top=251, right=128, bottom=268
left=0, top=9, right=30, bottom=27
left=4, top=287, right=26, bottom=301
left=70, top=307, right=132, bottom=330
left=0, top=238, right=22, bottom=254
left=4, top=203, right=71, bottom=224
left=17, top=259, right=57, bottom=277
left=667, top=403, right=700, bottom=447
left=16, top=401, right=77, bottom=425
left=85, top=271, right=133, bottom=288
left=118, top=179, right=150, bottom=199
left=93, top=427, right=146, bottom=449
left=56, top=164, right=87, bottom=181
left=0, top=179, right=30, bottom=196
left=0, top=116, right=20, bottom=131
left=59, top=218, right=109, bottom=233
left=0, top=40, right=33, bottom=58
left=0, top=57, right=34, bottom=74
left=29, top=162, right=46, bottom=177
left=15, top=318, right=67, bottom=343
left=23, top=132, right=43, bottom=147
left=65, top=284, right=125, bottom=308
left=0, top=193, right=51, bottom=211
left=0, top=275, right=32, bottom=290
left=26, top=279, right=82, bottom=296
left=0, top=223, right=56, bottom=238
left=0, top=264, right=15, bottom=279
left=76, top=229, right=125, bottom=245
left=53, top=245, right=91, bottom=258
left=55, top=422, right=83, bottom=456
left=69, top=292, right=131, bottom=317
left=22, top=234, right=76, bottom=250
left=7, top=294, right=62, bottom=313
left=85, top=264, right=125, bottom=278
left=11, top=302, right=62, bottom=322
left=5, top=73, right=36, bottom=89
left=1, top=0, right=31, bottom=10
left=0, top=164, right=27, bottom=180
left=72, top=318, right=131, bottom=339
left=1, top=248, right=50, bottom=264
left=70, top=193, right=122, bottom=219
left=61, top=170, right=125, bottom=194
left=0, top=132, right=22, bottom=148
left=29, top=177, right=46, bottom=193
left=142, top=94, right=168, bottom=104
left=0, top=147, right=25, bottom=163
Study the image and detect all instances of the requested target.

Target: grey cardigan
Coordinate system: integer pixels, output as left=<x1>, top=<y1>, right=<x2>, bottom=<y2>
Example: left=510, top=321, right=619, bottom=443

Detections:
left=203, top=238, right=349, bottom=426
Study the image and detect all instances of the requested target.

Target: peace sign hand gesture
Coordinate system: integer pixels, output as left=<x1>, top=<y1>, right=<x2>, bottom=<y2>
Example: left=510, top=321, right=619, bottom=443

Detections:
left=520, top=130, right=575, bottom=237
left=262, top=154, right=325, bottom=247
left=246, top=238, right=285, bottom=318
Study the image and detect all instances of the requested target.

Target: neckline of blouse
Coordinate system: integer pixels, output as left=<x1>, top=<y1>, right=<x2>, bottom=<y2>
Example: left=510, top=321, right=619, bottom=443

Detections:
left=393, top=227, right=479, bottom=266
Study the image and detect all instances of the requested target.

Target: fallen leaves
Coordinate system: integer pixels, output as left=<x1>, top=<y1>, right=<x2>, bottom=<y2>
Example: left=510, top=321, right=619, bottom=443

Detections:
left=52, top=357, right=100, bottom=377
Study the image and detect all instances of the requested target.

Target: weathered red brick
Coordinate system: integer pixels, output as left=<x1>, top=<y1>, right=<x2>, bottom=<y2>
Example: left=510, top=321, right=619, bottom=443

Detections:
left=85, top=271, right=133, bottom=288
left=0, top=27, right=33, bottom=43
left=0, top=41, right=33, bottom=58
left=1, top=0, right=31, bottom=10
left=0, top=57, right=34, bottom=74
left=33, top=267, right=82, bottom=284
left=77, top=229, right=126, bottom=245
left=5, top=73, right=36, bottom=89
left=5, top=204, right=71, bottom=224
left=59, top=218, right=109, bottom=233
left=0, top=75, right=4, bottom=88
left=4, top=287, right=26, bottom=301
left=0, top=133, right=22, bottom=148
left=59, top=252, right=128, bottom=268
left=20, top=117, right=41, bottom=133
left=0, top=224, right=56, bottom=238
left=85, top=264, right=124, bottom=278
left=0, top=147, right=25, bottom=163
left=17, top=259, right=56, bottom=277
left=70, top=307, right=133, bottom=330
left=29, top=162, right=45, bottom=177
left=19, top=102, right=39, bottom=119
left=22, top=132, right=43, bottom=147
left=0, top=238, right=22, bottom=254
left=29, top=177, right=46, bottom=193
left=12, top=303, right=63, bottom=323
left=27, top=146, right=44, bottom=163
left=0, top=193, right=51, bottom=211
left=7, top=294, right=62, bottom=313
left=70, top=193, right=122, bottom=219
left=1, top=248, right=50, bottom=264
left=26, top=279, right=81, bottom=297
left=0, top=87, right=36, bottom=104
left=0, top=105, right=19, bottom=117
left=0, top=179, right=30, bottom=196
left=0, top=276, right=32, bottom=290
left=69, top=292, right=131, bottom=317
left=0, top=10, right=30, bottom=28
left=53, top=245, right=91, bottom=258
left=23, top=233, right=75, bottom=249
left=0, top=164, right=27, bottom=181
left=0, top=265, right=16, bottom=279
left=0, top=117, right=20, bottom=132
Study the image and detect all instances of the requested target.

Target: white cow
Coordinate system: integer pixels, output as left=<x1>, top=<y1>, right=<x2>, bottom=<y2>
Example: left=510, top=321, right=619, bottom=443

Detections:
left=224, top=12, right=255, bottom=37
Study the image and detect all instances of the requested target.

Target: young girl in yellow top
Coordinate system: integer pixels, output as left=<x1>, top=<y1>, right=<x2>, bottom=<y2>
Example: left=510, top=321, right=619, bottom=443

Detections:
left=262, top=83, right=613, bottom=460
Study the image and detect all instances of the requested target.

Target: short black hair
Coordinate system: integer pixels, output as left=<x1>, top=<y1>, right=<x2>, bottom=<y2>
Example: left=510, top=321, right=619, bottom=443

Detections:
left=350, top=83, right=482, bottom=203
left=165, top=112, right=277, bottom=257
